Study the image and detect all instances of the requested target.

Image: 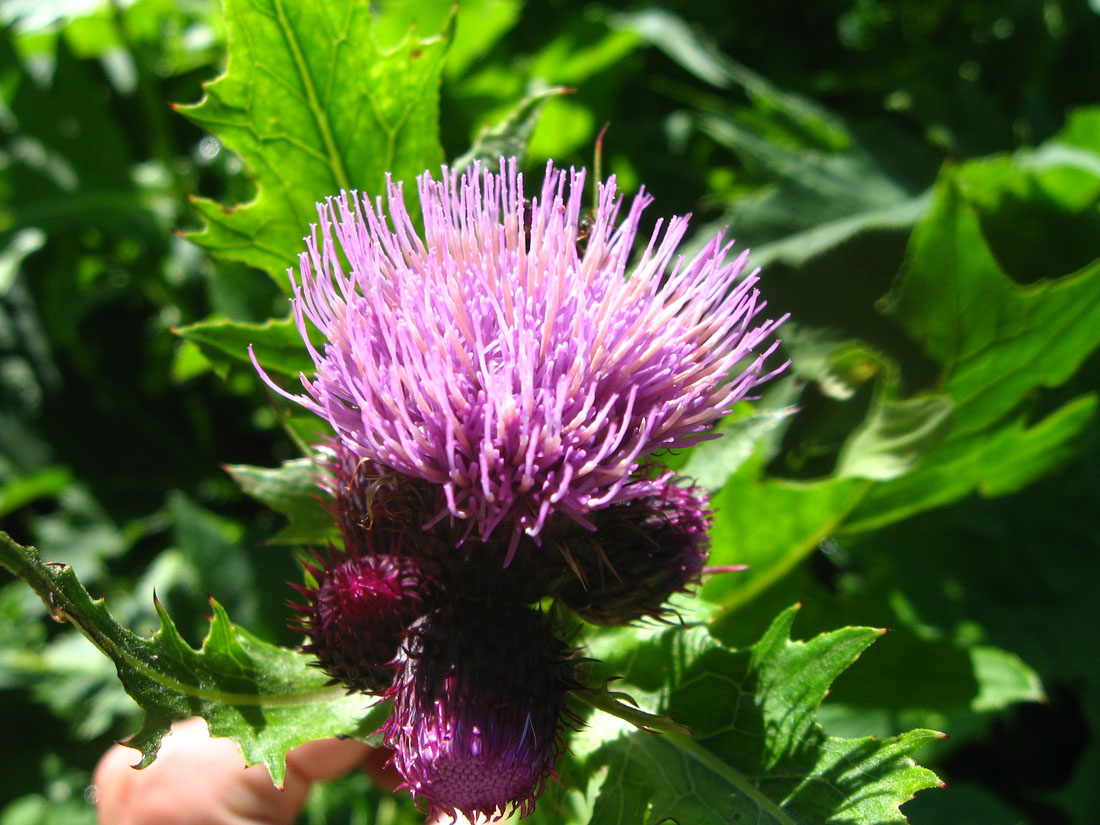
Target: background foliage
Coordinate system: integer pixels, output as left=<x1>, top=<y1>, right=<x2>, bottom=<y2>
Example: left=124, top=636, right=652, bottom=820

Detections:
left=2, top=0, right=1099, bottom=822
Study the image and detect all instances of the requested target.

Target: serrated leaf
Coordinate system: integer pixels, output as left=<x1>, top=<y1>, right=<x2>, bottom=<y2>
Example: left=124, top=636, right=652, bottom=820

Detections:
left=178, top=0, right=450, bottom=282
left=582, top=606, right=942, bottom=824
left=572, top=683, right=694, bottom=737
left=225, top=459, right=335, bottom=546
left=173, top=315, right=313, bottom=380
left=0, top=532, right=378, bottom=786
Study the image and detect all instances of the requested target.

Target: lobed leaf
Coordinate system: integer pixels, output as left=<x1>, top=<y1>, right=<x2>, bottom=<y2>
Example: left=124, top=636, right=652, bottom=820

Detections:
left=174, top=316, right=314, bottom=380
left=581, top=605, right=943, bottom=824
left=846, top=167, right=1100, bottom=531
left=696, top=114, right=1100, bottom=601
left=701, top=475, right=867, bottom=612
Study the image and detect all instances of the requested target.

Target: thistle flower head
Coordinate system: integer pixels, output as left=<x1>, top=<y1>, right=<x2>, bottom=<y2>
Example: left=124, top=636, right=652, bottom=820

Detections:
left=254, top=158, right=786, bottom=559
left=292, top=547, right=432, bottom=693
left=384, top=602, right=574, bottom=820
left=553, top=481, right=712, bottom=625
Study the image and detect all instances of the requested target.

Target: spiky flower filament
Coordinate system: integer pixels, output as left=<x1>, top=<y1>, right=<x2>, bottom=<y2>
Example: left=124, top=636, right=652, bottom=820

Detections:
left=254, top=159, right=787, bottom=559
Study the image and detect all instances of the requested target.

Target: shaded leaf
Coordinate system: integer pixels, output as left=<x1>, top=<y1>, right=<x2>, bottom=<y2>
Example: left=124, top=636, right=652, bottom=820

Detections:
left=613, top=9, right=848, bottom=146
left=613, top=9, right=934, bottom=268
left=225, top=459, right=334, bottom=546
left=823, top=636, right=1044, bottom=723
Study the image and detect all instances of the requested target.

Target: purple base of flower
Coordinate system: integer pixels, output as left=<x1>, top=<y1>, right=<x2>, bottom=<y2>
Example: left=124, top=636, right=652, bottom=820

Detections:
left=552, top=481, right=712, bottom=626
left=384, top=603, right=575, bottom=820
left=291, top=549, right=430, bottom=693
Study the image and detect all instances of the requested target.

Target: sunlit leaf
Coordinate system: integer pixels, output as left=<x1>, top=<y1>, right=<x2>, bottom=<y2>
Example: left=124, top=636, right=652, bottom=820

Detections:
left=836, top=395, right=955, bottom=482
left=178, top=0, right=451, bottom=282
left=581, top=606, right=942, bottom=824
left=846, top=171, right=1100, bottom=530
left=453, top=86, right=568, bottom=171
left=0, top=532, right=379, bottom=787
left=174, top=316, right=313, bottom=380
left=225, top=459, right=335, bottom=546
left=701, top=474, right=868, bottom=611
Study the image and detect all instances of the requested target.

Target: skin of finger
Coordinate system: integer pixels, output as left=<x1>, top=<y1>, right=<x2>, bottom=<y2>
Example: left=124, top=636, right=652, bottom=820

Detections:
left=94, top=718, right=369, bottom=825
left=284, top=734, right=371, bottom=784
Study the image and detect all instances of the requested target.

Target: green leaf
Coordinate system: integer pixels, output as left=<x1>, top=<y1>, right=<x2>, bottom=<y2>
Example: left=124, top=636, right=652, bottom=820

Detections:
left=225, top=459, right=335, bottom=546
left=613, top=9, right=849, bottom=147
left=452, top=86, right=568, bottom=172
left=0, top=532, right=378, bottom=786
left=678, top=403, right=797, bottom=491
left=173, top=315, right=312, bottom=380
left=572, top=683, right=694, bottom=737
left=823, top=636, right=1044, bottom=722
left=178, top=0, right=451, bottom=282
left=883, top=176, right=1100, bottom=429
left=674, top=374, right=801, bottom=490
left=976, top=394, right=1098, bottom=497
left=0, top=466, right=72, bottom=519
left=701, top=475, right=868, bottom=612
left=614, top=9, right=934, bottom=269
left=782, top=325, right=897, bottom=401
left=846, top=171, right=1100, bottom=530
left=444, top=0, right=522, bottom=79
left=582, top=606, right=942, bottom=824
left=836, top=395, right=955, bottom=481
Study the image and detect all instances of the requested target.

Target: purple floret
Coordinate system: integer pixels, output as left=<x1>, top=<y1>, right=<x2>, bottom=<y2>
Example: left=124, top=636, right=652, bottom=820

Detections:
left=291, top=547, right=430, bottom=693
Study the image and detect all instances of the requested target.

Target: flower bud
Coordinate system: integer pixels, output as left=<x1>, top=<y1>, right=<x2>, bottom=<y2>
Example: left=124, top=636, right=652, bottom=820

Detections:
left=292, top=550, right=430, bottom=693
left=553, top=482, right=711, bottom=626
left=384, top=602, right=574, bottom=820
